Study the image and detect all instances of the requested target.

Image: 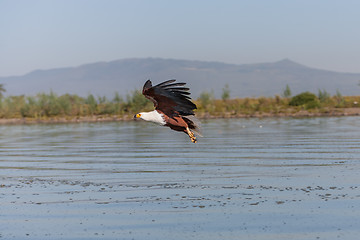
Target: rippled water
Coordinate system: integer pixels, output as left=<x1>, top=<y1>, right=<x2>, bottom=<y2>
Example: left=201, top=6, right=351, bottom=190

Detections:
left=0, top=117, right=360, bottom=239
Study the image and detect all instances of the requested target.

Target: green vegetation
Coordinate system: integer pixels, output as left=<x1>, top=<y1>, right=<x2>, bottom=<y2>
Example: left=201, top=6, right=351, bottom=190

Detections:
left=0, top=85, right=359, bottom=122
left=282, top=84, right=292, bottom=98
left=221, top=84, right=230, bottom=101
left=198, top=90, right=215, bottom=112
left=0, top=91, right=151, bottom=119
left=0, top=84, right=5, bottom=99
left=318, top=89, right=331, bottom=104
left=289, top=92, right=320, bottom=109
left=195, top=89, right=360, bottom=117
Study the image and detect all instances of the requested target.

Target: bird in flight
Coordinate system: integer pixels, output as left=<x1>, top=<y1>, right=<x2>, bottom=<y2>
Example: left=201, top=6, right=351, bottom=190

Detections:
left=134, top=79, right=201, bottom=143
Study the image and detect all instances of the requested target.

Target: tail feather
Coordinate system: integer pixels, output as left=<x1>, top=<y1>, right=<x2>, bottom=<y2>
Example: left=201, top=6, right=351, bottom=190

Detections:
left=183, top=116, right=203, bottom=137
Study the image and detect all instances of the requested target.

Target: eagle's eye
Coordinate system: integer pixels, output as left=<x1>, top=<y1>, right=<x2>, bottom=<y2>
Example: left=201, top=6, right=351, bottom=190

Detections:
left=136, top=113, right=141, bottom=118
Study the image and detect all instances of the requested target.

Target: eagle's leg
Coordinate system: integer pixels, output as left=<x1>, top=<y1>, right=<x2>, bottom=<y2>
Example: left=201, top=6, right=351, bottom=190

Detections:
left=186, top=127, right=197, bottom=143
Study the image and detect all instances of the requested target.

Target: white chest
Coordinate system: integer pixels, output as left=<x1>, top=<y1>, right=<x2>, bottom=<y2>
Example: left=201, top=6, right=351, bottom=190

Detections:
left=141, top=110, right=166, bottom=125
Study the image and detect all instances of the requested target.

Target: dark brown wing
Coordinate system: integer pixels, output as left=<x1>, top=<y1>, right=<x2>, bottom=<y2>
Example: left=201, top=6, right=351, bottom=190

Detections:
left=142, top=79, right=197, bottom=117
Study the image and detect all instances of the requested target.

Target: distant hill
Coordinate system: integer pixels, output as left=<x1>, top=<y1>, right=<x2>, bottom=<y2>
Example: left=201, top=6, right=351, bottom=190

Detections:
left=1, top=58, right=359, bottom=98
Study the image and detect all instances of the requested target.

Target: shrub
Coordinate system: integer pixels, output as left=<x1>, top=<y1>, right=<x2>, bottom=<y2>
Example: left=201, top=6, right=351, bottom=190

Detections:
left=318, top=89, right=331, bottom=103
left=305, top=100, right=321, bottom=109
left=221, top=84, right=230, bottom=101
left=198, top=91, right=214, bottom=111
left=289, top=92, right=317, bottom=106
left=125, top=90, right=152, bottom=112
left=282, top=84, right=292, bottom=98
left=289, top=92, right=320, bottom=109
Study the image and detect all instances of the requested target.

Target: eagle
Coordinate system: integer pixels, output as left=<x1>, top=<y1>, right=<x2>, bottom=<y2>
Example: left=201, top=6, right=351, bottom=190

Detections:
left=134, top=79, right=201, bottom=143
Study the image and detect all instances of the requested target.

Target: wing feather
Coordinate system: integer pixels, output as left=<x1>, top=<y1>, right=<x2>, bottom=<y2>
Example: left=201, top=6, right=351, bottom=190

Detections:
left=156, top=79, right=176, bottom=87
left=162, top=82, right=186, bottom=88
left=142, top=79, right=197, bottom=117
left=165, top=87, right=190, bottom=92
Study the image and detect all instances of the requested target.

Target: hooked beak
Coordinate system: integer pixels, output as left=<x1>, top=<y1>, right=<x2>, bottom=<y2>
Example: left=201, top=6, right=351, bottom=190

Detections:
left=134, top=113, right=141, bottom=119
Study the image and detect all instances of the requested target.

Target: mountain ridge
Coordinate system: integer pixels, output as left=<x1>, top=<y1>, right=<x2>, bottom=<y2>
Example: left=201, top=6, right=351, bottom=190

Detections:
left=1, top=58, right=359, bottom=98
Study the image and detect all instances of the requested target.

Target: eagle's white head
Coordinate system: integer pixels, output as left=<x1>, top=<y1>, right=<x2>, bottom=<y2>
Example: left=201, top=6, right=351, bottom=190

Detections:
left=134, top=110, right=166, bottom=125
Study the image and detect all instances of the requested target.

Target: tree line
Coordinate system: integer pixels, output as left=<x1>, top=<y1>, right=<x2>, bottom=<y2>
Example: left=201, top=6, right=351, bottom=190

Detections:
left=0, top=89, right=154, bottom=119
left=0, top=83, right=359, bottom=119
left=196, top=85, right=359, bottom=116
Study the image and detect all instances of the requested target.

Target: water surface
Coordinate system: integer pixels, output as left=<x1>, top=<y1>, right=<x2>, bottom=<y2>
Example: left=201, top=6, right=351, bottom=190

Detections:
left=0, top=117, right=360, bottom=239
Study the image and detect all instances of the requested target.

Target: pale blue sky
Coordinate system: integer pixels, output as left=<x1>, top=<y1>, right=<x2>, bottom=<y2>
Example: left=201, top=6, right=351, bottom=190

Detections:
left=1, top=0, right=360, bottom=76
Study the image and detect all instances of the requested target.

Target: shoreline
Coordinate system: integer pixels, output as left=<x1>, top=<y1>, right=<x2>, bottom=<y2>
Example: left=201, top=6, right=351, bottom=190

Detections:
left=0, top=108, right=359, bottom=125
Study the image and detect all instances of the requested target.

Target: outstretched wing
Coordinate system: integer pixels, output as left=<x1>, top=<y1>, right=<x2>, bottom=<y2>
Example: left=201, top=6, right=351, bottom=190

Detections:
left=142, top=79, right=197, bottom=117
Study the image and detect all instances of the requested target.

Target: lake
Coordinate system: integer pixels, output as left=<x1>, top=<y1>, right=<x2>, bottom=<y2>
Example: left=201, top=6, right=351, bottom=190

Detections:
left=0, top=117, right=359, bottom=240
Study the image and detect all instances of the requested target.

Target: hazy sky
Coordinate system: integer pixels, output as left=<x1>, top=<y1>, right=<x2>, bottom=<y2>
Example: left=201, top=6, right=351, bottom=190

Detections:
left=1, top=0, right=360, bottom=77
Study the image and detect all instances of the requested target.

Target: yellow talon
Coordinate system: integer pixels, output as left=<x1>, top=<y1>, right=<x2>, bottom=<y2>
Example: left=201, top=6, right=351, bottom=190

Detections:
left=186, top=127, right=197, bottom=143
